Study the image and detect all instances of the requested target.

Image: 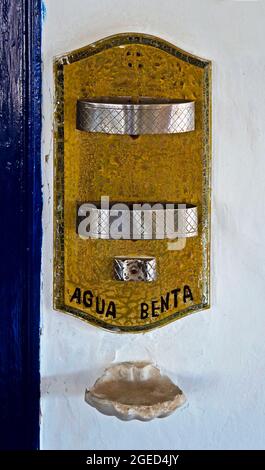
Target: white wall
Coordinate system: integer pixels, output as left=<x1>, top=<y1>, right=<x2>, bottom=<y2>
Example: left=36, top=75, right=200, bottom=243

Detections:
left=41, top=0, right=265, bottom=450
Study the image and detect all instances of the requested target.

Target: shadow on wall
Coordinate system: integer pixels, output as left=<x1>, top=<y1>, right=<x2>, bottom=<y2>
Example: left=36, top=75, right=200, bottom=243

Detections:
left=41, top=368, right=219, bottom=398
left=41, top=368, right=104, bottom=397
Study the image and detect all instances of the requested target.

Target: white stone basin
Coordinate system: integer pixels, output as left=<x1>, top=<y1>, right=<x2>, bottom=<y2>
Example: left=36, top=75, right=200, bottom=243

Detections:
left=85, top=362, right=186, bottom=421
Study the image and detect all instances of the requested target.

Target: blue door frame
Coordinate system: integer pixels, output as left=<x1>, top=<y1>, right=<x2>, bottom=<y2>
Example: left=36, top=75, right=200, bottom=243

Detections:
left=0, top=0, right=42, bottom=449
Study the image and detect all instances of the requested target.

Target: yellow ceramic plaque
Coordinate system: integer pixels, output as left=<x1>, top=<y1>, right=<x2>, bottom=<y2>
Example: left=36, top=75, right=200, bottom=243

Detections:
left=54, top=33, right=211, bottom=332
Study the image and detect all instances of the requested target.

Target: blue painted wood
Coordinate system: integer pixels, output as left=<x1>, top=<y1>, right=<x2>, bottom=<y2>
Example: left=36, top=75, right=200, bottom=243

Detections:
left=0, top=0, right=42, bottom=449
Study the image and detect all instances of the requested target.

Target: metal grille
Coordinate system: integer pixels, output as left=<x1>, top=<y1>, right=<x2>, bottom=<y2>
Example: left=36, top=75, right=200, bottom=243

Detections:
left=114, top=257, right=157, bottom=282
left=76, top=98, right=195, bottom=135
left=77, top=203, right=198, bottom=240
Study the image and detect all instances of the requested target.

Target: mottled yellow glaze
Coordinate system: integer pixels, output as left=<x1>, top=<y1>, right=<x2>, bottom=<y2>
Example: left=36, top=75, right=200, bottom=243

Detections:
left=54, top=34, right=211, bottom=332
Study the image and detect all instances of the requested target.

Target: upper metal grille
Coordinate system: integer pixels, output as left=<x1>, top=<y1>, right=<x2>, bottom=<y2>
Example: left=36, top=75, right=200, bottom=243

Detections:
left=76, top=97, right=195, bottom=135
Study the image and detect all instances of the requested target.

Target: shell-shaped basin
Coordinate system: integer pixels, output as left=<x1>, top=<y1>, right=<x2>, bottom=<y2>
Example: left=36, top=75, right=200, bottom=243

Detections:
left=85, top=362, right=186, bottom=421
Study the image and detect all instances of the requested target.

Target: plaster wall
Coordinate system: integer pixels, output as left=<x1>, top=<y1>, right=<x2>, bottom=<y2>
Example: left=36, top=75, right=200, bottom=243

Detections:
left=41, top=0, right=265, bottom=450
